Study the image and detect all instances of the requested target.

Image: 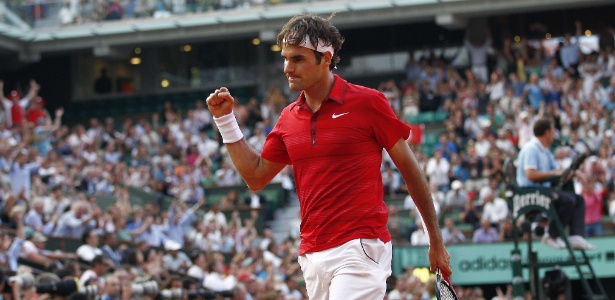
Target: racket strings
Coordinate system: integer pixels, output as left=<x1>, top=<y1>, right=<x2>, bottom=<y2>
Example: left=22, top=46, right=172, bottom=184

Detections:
left=437, top=281, right=457, bottom=299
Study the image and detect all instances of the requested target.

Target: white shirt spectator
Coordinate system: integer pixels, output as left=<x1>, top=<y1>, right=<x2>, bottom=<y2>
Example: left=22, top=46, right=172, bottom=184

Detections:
left=24, top=208, right=44, bottom=231
left=203, top=210, right=227, bottom=229
left=516, top=115, right=534, bottom=149
left=482, top=195, right=509, bottom=224
left=203, top=269, right=237, bottom=291
left=80, top=269, right=104, bottom=292
left=193, top=105, right=212, bottom=130
left=10, top=159, right=39, bottom=200
left=263, top=249, right=282, bottom=268
left=194, top=134, right=219, bottom=158
left=425, top=155, right=450, bottom=188
left=54, top=211, right=90, bottom=238
left=474, top=137, right=491, bottom=158
left=187, top=265, right=208, bottom=281
left=58, top=3, right=76, bottom=25
left=163, top=251, right=192, bottom=272
left=487, top=80, right=505, bottom=102
left=215, top=164, right=240, bottom=186
left=76, top=244, right=103, bottom=262
left=410, top=226, right=429, bottom=246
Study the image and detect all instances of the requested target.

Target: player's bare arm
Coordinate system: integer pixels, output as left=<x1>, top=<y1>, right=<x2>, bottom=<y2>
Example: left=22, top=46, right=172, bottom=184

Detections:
left=206, top=87, right=286, bottom=191
left=388, top=138, right=452, bottom=276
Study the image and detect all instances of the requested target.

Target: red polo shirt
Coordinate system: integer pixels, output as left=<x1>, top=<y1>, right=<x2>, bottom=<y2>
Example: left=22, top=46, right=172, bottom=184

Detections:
left=261, top=74, right=411, bottom=255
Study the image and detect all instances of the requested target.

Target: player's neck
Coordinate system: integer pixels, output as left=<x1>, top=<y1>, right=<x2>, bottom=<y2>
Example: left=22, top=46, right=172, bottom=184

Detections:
left=304, top=72, right=335, bottom=112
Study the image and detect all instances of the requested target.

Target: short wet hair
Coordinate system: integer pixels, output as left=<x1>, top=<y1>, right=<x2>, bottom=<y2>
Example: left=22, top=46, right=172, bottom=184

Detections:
left=277, top=13, right=345, bottom=70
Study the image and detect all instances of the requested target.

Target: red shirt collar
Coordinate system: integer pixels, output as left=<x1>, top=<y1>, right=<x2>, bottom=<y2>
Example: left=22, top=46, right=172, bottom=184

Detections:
left=291, top=74, right=346, bottom=111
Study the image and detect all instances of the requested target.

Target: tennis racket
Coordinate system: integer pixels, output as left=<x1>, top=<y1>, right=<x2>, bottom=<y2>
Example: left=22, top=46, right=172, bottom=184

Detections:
left=436, top=267, right=459, bottom=300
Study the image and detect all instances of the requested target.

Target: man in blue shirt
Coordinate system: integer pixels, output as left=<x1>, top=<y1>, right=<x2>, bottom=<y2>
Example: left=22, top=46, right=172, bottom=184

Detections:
left=516, top=118, right=594, bottom=250
left=0, top=209, right=25, bottom=272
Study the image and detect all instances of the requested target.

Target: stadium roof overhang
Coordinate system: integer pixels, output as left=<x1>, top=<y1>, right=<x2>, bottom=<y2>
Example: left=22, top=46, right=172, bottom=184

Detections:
left=0, top=0, right=612, bottom=62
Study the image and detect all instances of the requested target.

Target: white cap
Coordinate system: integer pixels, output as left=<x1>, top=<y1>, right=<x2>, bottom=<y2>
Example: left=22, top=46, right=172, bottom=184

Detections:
left=451, top=180, right=463, bottom=190
left=164, top=240, right=181, bottom=251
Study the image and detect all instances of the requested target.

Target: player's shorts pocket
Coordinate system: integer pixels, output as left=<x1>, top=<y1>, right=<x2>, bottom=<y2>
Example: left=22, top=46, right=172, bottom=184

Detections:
left=359, top=238, right=386, bottom=265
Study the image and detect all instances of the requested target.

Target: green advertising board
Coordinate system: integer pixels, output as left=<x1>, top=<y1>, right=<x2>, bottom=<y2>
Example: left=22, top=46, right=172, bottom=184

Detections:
left=393, top=237, right=615, bottom=285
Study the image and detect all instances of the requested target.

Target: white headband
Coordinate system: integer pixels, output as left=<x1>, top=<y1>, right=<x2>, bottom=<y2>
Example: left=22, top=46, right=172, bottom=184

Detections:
left=284, top=36, right=334, bottom=56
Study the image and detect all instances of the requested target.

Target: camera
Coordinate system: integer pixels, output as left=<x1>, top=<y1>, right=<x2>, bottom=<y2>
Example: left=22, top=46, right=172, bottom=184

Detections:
left=8, top=273, right=35, bottom=290
left=155, top=288, right=234, bottom=300
left=158, top=288, right=184, bottom=300
left=35, top=279, right=88, bottom=297
left=132, top=280, right=160, bottom=296
left=186, top=288, right=234, bottom=300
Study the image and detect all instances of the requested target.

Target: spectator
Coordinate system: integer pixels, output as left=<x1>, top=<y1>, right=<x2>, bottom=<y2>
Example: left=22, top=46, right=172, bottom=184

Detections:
left=464, top=25, right=492, bottom=83
left=76, top=229, right=103, bottom=263
left=434, top=132, right=458, bottom=161
left=387, top=275, right=410, bottom=300
left=499, top=219, right=517, bottom=242
left=100, top=274, right=121, bottom=300
left=382, top=162, right=402, bottom=196
left=0, top=79, right=40, bottom=128
left=10, top=149, right=39, bottom=201
left=204, top=260, right=237, bottom=292
left=480, top=190, right=509, bottom=228
left=105, top=0, right=124, bottom=20
left=162, top=240, right=192, bottom=273
left=79, top=255, right=111, bottom=291
left=459, top=197, right=482, bottom=230
left=444, top=180, right=468, bottom=212
left=410, top=219, right=429, bottom=246
left=54, top=201, right=97, bottom=239
left=425, top=149, right=450, bottom=192
left=24, top=197, right=45, bottom=232
left=203, top=203, right=228, bottom=229
left=100, top=232, right=123, bottom=267
left=94, top=68, right=112, bottom=94
left=0, top=209, right=25, bottom=271
left=378, top=79, right=402, bottom=112
left=581, top=176, right=604, bottom=237
left=441, top=217, right=466, bottom=245
left=559, top=21, right=583, bottom=75
left=472, top=219, right=499, bottom=243
left=187, top=251, right=209, bottom=281
left=58, top=1, right=77, bottom=25
left=244, top=190, right=267, bottom=210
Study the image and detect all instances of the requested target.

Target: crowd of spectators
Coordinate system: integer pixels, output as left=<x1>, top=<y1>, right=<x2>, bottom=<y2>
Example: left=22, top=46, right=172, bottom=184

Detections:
left=0, top=75, right=301, bottom=299
left=378, top=23, right=615, bottom=299
left=385, top=23, right=615, bottom=253
left=8, top=0, right=327, bottom=26
left=1, top=20, right=615, bottom=300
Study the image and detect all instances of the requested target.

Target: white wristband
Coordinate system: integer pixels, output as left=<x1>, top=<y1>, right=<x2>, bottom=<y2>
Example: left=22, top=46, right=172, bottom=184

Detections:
left=214, top=112, right=244, bottom=143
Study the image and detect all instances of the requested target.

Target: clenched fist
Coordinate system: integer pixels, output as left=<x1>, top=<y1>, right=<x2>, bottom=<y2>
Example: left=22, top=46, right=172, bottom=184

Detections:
left=206, top=87, right=235, bottom=118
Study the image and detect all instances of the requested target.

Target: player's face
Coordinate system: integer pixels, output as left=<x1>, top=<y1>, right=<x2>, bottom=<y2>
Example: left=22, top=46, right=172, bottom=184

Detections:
left=282, top=44, right=329, bottom=92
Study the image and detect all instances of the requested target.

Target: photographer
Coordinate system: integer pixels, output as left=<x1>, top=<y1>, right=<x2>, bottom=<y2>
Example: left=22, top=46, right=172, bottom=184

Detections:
left=100, top=275, right=121, bottom=300
left=0, top=208, right=26, bottom=272
left=516, top=118, right=594, bottom=250
left=0, top=268, right=37, bottom=300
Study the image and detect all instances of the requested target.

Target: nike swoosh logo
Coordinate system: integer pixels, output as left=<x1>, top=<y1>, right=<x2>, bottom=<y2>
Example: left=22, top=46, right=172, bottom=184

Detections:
left=332, top=112, right=349, bottom=119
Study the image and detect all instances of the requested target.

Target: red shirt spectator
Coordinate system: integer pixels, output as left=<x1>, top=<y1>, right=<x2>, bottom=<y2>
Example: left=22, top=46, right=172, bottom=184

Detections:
left=11, top=99, right=25, bottom=127
left=26, top=97, right=47, bottom=125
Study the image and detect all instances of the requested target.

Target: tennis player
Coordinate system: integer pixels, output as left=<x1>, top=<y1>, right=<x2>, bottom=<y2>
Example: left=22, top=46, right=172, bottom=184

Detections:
left=207, top=13, right=451, bottom=299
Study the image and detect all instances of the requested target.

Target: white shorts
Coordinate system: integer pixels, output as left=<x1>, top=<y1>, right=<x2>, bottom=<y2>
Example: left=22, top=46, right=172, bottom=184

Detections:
left=298, top=238, right=392, bottom=300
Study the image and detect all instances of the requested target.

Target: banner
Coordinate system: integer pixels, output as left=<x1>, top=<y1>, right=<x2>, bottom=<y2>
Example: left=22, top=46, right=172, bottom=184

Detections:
left=393, top=237, right=615, bottom=285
